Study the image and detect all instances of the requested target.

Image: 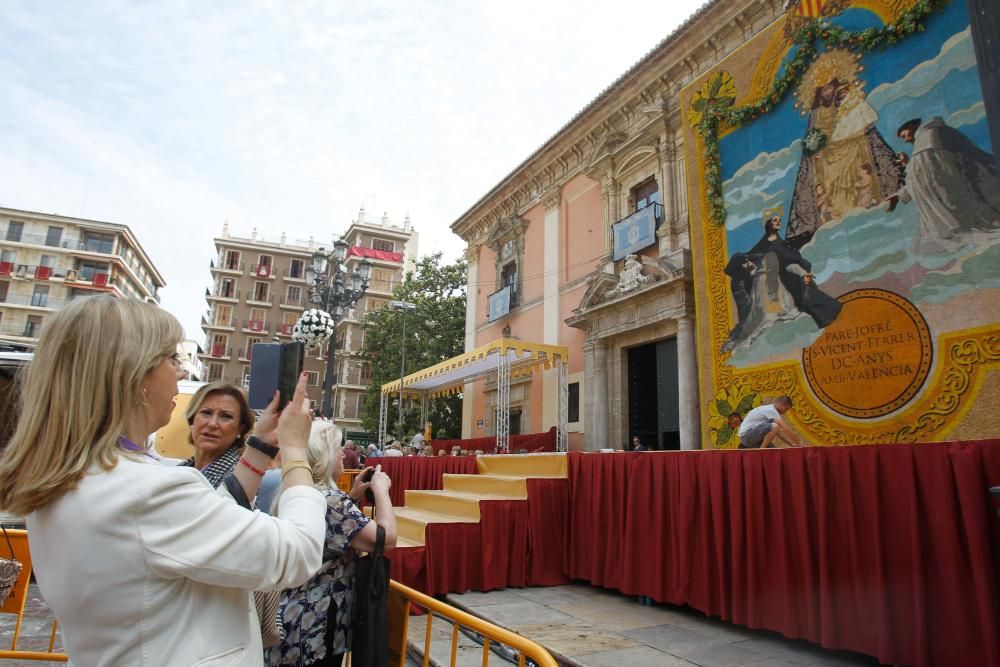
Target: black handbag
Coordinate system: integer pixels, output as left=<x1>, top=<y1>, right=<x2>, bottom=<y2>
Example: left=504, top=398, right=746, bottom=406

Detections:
left=0, top=526, right=23, bottom=605
left=351, top=525, right=390, bottom=667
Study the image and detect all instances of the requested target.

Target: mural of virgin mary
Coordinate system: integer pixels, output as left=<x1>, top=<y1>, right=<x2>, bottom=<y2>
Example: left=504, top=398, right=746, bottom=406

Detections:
left=785, top=50, right=904, bottom=248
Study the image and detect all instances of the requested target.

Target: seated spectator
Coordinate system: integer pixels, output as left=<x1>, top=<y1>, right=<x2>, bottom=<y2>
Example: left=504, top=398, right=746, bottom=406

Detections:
left=450, top=445, right=461, bottom=456
left=382, top=441, right=404, bottom=457
left=437, top=449, right=447, bottom=457
left=367, top=443, right=382, bottom=459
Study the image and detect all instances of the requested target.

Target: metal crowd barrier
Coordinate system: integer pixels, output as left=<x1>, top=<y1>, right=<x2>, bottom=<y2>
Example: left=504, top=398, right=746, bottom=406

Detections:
left=351, top=579, right=558, bottom=667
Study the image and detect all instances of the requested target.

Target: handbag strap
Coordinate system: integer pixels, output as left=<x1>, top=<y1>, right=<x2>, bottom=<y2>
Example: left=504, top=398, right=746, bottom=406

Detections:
left=373, top=524, right=385, bottom=558
left=1, top=526, right=15, bottom=560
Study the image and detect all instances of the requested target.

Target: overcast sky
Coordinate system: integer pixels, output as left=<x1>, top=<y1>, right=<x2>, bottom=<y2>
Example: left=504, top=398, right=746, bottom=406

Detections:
left=0, top=0, right=703, bottom=340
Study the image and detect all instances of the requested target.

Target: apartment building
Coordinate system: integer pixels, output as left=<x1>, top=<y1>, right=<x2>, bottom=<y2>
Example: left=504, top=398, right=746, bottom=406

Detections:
left=0, top=207, right=164, bottom=346
left=334, top=209, right=418, bottom=431
left=201, top=210, right=416, bottom=429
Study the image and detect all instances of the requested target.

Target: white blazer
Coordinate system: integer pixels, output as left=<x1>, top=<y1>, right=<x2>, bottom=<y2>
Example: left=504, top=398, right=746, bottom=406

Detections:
left=27, top=456, right=326, bottom=666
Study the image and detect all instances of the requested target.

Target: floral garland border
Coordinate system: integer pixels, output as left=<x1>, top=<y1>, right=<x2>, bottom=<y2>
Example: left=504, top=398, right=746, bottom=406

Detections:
left=695, top=0, right=947, bottom=226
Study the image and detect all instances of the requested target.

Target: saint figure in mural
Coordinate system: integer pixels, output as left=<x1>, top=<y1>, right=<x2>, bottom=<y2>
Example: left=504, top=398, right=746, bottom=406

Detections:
left=887, top=117, right=1000, bottom=250
left=785, top=50, right=904, bottom=248
left=723, top=208, right=842, bottom=352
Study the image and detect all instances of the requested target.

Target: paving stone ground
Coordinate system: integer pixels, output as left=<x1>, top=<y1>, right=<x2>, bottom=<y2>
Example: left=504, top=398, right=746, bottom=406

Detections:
left=2, top=582, right=885, bottom=667
left=0, top=583, right=65, bottom=666
left=444, top=585, right=884, bottom=667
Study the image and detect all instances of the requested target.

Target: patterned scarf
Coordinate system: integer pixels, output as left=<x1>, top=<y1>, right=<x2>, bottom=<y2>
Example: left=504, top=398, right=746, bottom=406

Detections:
left=179, top=444, right=242, bottom=489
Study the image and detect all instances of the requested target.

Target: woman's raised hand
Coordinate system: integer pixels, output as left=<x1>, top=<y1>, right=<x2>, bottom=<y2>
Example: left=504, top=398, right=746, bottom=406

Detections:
left=252, top=391, right=282, bottom=445
left=369, top=465, right=392, bottom=496
left=277, top=373, right=311, bottom=459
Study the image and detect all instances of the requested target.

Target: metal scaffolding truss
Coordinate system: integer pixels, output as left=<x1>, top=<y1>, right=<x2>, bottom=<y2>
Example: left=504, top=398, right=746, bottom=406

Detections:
left=377, top=392, right=389, bottom=449
left=496, top=349, right=511, bottom=453
left=379, top=337, right=570, bottom=454
left=556, top=359, right=568, bottom=452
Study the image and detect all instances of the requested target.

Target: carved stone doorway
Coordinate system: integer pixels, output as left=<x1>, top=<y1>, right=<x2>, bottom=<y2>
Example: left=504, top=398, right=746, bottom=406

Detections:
left=626, top=338, right=680, bottom=450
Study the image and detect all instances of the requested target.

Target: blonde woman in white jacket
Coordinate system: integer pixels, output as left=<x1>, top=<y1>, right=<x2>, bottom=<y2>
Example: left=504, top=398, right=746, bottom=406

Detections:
left=0, top=296, right=327, bottom=667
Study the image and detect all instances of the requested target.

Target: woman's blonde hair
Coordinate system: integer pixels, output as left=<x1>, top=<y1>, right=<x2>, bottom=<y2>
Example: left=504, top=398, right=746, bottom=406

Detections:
left=0, top=295, right=183, bottom=515
left=272, top=420, right=342, bottom=514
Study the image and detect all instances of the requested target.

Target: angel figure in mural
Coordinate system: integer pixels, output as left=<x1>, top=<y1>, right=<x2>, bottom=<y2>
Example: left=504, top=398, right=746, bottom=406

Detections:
left=886, top=117, right=1000, bottom=251
left=784, top=49, right=905, bottom=248
left=723, top=208, right=842, bottom=352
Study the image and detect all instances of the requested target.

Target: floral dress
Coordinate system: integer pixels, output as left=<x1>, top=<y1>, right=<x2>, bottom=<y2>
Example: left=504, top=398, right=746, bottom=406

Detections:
left=265, top=488, right=370, bottom=666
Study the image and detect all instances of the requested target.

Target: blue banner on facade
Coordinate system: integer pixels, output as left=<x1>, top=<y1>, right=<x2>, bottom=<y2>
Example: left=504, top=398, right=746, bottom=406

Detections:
left=488, top=285, right=511, bottom=322
left=612, top=206, right=657, bottom=261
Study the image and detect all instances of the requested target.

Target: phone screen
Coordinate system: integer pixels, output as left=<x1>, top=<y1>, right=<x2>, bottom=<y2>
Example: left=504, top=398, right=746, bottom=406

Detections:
left=278, top=342, right=304, bottom=409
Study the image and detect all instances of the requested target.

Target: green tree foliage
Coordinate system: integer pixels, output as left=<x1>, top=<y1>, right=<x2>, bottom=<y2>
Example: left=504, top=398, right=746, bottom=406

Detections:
left=358, top=253, right=466, bottom=441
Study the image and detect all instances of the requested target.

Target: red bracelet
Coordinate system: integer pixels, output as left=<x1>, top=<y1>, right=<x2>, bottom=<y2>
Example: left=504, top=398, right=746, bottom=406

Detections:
left=239, top=456, right=266, bottom=477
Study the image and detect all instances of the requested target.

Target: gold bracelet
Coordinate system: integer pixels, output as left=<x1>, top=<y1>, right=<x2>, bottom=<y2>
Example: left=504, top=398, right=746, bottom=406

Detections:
left=281, top=460, right=312, bottom=480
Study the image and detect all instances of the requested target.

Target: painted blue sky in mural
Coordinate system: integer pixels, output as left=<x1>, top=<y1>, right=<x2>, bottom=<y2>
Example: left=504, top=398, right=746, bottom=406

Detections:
left=717, top=0, right=998, bottom=367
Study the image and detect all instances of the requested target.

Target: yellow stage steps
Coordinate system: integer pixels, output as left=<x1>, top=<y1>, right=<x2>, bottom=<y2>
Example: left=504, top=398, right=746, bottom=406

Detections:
left=391, top=453, right=568, bottom=548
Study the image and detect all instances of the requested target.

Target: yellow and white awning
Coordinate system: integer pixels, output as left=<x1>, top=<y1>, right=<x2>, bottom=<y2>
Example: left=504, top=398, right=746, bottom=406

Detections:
left=380, top=337, right=569, bottom=398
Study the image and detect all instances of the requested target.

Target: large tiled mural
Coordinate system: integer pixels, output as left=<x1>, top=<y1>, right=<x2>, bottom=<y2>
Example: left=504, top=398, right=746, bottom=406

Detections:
left=682, top=0, right=1000, bottom=446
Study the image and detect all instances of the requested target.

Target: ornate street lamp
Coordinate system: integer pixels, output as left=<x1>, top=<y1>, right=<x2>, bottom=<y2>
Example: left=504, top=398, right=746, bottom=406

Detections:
left=305, top=240, right=373, bottom=419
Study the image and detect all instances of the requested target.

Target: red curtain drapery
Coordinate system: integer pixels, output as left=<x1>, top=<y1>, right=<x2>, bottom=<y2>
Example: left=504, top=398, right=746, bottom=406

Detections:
left=565, top=442, right=1000, bottom=667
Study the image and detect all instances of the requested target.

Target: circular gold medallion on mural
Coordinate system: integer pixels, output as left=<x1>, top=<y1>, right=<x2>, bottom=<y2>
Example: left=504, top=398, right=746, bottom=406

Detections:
left=802, top=289, right=933, bottom=419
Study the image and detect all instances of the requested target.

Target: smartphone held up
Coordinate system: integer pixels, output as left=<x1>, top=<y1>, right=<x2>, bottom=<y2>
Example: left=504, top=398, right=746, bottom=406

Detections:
left=247, top=341, right=305, bottom=410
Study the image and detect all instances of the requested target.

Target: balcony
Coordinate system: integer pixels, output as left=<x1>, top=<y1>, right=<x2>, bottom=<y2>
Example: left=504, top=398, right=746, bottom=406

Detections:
left=365, top=278, right=400, bottom=294
left=211, top=258, right=245, bottom=275
left=339, top=367, right=370, bottom=387
left=250, top=264, right=275, bottom=280
left=201, top=345, right=233, bottom=360
left=282, top=266, right=307, bottom=282
left=0, top=292, right=66, bottom=310
left=242, top=319, right=269, bottom=334
left=1, top=231, right=110, bottom=253
left=276, top=323, right=295, bottom=337
left=206, top=286, right=240, bottom=303
left=280, top=295, right=305, bottom=310
left=239, top=344, right=261, bottom=361
left=245, top=293, right=273, bottom=307
left=0, top=322, right=43, bottom=341
left=202, top=314, right=236, bottom=331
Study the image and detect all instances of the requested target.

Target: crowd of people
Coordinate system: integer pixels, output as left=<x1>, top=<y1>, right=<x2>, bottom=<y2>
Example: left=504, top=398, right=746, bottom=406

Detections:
left=0, top=295, right=396, bottom=666
left=351, top=439, right=482, bottom=464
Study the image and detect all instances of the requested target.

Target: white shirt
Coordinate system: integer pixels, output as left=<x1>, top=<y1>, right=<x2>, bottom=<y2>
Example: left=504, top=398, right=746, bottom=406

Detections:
left=738, top=404, right=781, bottom=437
left=382, top=447, right=404, bottom=457
left=27, top=456, right=326, bottom=667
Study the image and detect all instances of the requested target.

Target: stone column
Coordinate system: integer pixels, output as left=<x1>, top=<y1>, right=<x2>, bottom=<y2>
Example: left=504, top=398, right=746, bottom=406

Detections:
left=676, top=316, right=702, bottom=449
left=542, top=191, right=561, bottom=430
left=461, top=245, right=479, bottom=439
left=657, top=134, right=677, bottom=253
left=592, top=338, right=610, bottom=450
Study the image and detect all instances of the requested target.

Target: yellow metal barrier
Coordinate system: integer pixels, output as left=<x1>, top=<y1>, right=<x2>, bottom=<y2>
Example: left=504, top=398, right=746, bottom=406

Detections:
left=337, top=469, right=363, bottom=495
left=361, top=579, right=558, bottom=667
left=0, top=529, right=68, bottom=662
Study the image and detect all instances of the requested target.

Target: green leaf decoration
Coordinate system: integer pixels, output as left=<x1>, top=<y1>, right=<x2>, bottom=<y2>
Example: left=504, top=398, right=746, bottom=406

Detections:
left=716, top=398, right=733, bottom=417
left=717, top=424, right=733, bottom=445
left=735, top=392, right=758, bottom=416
